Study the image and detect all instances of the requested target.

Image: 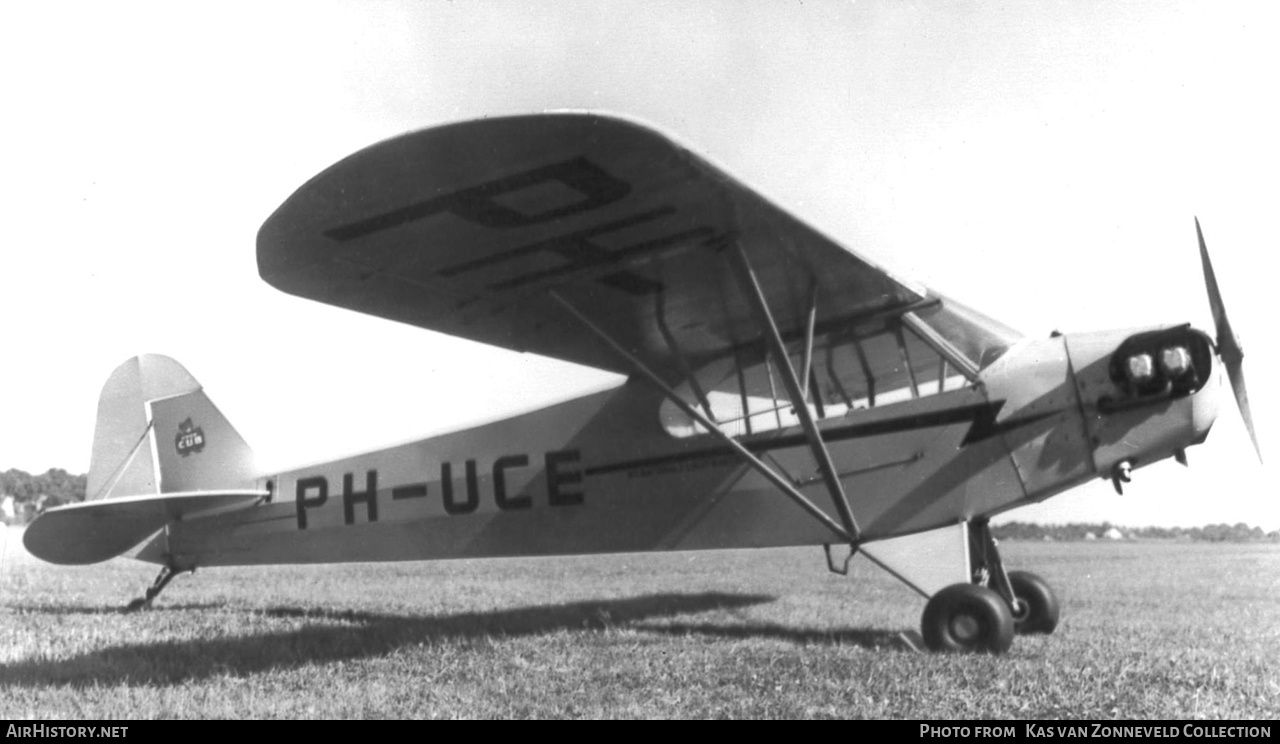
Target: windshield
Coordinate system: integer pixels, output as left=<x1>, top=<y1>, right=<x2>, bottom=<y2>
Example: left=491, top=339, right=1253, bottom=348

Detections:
left=912, top=297, right=1021, bottom=370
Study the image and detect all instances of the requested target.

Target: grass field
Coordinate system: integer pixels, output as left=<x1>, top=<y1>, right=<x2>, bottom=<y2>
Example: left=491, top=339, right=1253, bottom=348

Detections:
left=1, top=529, right=1277, bottom=719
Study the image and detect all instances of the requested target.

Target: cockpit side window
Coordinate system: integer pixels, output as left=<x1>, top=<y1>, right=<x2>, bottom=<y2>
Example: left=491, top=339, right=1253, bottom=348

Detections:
left=661, top=314, right=972, bottom=439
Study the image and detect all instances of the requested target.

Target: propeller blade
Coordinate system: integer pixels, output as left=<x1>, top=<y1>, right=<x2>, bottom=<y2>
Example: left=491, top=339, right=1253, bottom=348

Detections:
left=1197, top=218, right=1235, bottom=354
left=1226, top=358, right=1262, bottom=462
left=1196, top=217, right=1262, bottom=462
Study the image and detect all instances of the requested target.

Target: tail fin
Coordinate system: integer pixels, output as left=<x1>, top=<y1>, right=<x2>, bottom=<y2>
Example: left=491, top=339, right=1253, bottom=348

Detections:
left=87, top=355, right=257, bottom=500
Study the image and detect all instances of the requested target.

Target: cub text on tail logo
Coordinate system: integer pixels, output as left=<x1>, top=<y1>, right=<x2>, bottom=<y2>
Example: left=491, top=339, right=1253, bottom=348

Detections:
left=175, top=418, right=205, bottom=457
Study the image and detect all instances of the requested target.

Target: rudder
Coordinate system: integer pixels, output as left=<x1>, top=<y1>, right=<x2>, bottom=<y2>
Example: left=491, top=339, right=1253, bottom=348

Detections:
left=87, top=355, right=257, bottom=500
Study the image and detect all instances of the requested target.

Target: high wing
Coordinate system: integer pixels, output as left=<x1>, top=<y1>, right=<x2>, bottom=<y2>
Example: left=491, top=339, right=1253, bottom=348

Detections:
left=257, top=113, right=926, bottom=383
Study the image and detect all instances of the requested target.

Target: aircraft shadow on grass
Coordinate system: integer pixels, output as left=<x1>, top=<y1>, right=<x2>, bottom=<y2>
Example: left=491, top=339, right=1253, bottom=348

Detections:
left=633, top=621, right=903, bottom=650
left=7, top=602, right=226, bottom=617
left=0, top=591, right=906, bottom=688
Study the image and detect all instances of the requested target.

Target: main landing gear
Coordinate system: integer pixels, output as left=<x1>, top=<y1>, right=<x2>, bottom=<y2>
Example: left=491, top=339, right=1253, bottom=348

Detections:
left=920, top=519, right=1060, bottom=653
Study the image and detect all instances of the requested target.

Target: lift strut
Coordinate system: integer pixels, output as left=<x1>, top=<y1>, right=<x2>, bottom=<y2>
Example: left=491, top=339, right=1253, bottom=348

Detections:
left=727, top=242, right=862, bottom=542
left=549, top=290, right=853, bottom=544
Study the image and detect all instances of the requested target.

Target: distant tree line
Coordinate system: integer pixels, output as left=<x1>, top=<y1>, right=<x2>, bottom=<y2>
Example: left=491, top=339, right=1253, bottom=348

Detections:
left=1, top=468, right=86, bottom=522
left=994, top=521, right=1279, bottom=542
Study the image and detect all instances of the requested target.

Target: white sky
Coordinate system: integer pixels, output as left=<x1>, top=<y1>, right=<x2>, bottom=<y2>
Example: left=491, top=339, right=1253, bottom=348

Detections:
left=1, top=1, right=1276, bottom=529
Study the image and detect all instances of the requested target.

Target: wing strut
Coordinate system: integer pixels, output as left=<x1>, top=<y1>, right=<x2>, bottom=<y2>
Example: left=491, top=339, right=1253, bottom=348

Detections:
left=548, top=290, right=854, bottom=544
left=727, top=242, right=862, bottom=542
left=800, top=284, right=818, bottom=401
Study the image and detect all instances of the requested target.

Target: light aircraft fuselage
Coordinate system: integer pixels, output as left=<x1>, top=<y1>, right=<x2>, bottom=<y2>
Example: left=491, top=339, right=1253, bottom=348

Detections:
left=138, top=324, right=1220, bottom=569
left=24, top=113, right=1250, bottom=653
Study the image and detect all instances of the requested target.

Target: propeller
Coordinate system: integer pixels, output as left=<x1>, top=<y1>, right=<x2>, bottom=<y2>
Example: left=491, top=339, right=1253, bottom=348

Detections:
left=1196, top=217, right=1262, bottom=462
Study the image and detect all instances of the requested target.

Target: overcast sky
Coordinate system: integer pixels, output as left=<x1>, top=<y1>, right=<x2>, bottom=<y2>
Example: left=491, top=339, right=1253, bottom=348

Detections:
left=2, top=1, right=1276, bottom=528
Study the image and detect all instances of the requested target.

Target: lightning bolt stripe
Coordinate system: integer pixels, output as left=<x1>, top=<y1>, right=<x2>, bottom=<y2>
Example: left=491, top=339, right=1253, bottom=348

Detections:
left=583, top=401, right=1057, bottom=477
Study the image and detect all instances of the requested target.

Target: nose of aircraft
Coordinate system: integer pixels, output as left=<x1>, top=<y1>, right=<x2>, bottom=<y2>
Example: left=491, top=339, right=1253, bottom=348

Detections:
left=1190, top=337, right=1223, bottom=444
left=1064, top=324, right=1218, bottom=479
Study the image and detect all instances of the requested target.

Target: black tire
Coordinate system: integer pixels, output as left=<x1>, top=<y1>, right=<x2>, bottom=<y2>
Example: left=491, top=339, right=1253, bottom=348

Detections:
left=1008, top=570, right=1059, bottom=635
left=921, top=583, right=1014, bottom=654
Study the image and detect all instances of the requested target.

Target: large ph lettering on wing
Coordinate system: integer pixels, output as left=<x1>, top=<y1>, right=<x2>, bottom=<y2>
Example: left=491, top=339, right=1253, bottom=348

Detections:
left=325, top=157, right=718, bottom=297
left=325, top=158, right=631, bottom=238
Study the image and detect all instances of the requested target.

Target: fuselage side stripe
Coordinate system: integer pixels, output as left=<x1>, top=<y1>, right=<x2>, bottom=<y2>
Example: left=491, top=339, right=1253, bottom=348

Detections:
left=583, top=401, right=1016, bottom=477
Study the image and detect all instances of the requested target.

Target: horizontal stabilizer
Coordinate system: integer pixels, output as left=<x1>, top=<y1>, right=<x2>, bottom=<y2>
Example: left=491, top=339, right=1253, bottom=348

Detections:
left=23, top=490, right=267, bottom=566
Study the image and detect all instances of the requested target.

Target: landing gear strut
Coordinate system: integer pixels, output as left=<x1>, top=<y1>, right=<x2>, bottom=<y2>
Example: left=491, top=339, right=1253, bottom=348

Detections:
left=920, top=519, right=1059, bottom=653
left=124, top=564, right=191, bottom=612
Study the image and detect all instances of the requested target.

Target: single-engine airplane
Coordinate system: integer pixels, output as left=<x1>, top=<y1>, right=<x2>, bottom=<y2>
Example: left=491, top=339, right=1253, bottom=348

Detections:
left=25, top=114, right=1261, bottom=653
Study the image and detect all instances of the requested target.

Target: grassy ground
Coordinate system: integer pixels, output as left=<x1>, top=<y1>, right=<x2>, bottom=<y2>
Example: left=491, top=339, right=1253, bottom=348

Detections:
left=1, top=529, right=1277, bottom=719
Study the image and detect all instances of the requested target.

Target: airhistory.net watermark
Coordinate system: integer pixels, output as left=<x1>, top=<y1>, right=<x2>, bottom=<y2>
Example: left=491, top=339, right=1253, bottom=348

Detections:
left=6, top=725, right=127, bottom=739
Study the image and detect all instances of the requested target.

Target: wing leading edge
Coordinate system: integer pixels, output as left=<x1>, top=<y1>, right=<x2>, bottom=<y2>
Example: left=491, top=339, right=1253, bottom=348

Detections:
left=257, top=113, right=926, bottom=383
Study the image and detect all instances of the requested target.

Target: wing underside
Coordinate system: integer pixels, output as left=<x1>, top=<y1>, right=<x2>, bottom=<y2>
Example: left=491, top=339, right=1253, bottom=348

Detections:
left=257, top=114, right=925, bottom=383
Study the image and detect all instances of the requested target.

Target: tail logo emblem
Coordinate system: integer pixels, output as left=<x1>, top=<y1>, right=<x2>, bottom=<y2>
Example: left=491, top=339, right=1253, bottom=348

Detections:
left=175, top=418, right=206, bottom=457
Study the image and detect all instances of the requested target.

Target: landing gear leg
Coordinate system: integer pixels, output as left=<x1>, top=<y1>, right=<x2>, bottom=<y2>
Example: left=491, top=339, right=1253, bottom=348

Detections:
left=968, top=518, right=1059, bottom=635
left=124, top=564, right=190, bottom=612
left=918, top=518, right=1061, bottom=652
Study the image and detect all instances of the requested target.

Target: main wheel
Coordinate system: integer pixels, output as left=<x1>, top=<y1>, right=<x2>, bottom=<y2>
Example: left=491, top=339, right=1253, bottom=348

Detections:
left=921, top=583, right=1014, bottom=654
left=1008, top=570, right=1059, bottom=635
